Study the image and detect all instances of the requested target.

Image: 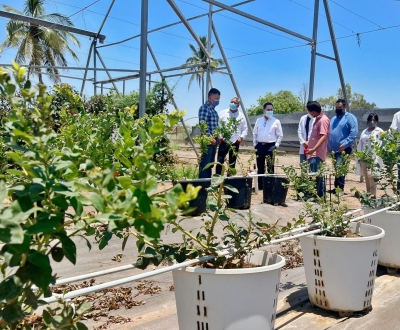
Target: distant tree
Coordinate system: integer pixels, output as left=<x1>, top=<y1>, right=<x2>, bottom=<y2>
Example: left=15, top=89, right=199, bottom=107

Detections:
left=316, top=95, right=337, bottom=112
left=248, top=90, right=303, bottom=115
left=0, top=0, right=81, bottom=84
left=298, top=82, right=308, bottom=111
left=184, top=36, right=224, bottom=103
left=337, top=83, right=376, bottom=110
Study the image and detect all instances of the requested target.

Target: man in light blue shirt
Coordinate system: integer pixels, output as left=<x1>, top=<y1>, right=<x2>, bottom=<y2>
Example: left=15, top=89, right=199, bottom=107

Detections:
left=327, top=98, right=358, bottom=193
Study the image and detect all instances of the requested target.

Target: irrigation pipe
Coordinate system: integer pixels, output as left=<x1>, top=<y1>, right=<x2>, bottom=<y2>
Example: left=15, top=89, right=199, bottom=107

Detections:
left=42, top=204, right=388, bottom=304
left=46, top=208, right=363, bottom=288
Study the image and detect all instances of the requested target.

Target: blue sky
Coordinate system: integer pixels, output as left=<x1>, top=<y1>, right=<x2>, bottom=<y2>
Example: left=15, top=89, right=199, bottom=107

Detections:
left=0, top=0, right=399, bottom=125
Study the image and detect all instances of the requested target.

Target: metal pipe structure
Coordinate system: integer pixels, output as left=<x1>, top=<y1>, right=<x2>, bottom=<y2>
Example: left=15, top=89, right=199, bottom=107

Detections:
left=212, top=22, right=253, bottom=136
left=139, top=0, right=149, bottom=118
left=205, top=3, right=213, bottom=100
left=147, top=41, right=200, bottom=159
left=322, top=0, right=350, bottom=110
left=0, top=10, right=106, bottom=43
left=167, top=0, right=212, bottom=60
left=0, top=63, right=139, bottom=73
left=163, top=67, right=228, bottom=79
left=95, top=49, right=120, bottom=95
left=203, top=0, right=314, bottom=43
left=80, top=41, right=95, bottom=95
left=93, top=39, right=97, bottom=96
left=316, top=52, right=336, bottom=61
left=96, top=0, right=115, bottom=39
left=94, top=63, right=212, bottom=84
left=308, top=0, right=319, bottom=101
left=97, top=1, right=254, bottom=49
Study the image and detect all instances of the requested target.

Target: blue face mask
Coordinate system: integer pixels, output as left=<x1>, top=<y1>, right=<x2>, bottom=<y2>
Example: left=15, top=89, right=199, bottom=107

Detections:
left=265, top=110, right=273, bottom=118
left=213, top=100, right=219, bottom=107
left=229, top=102, right=238, bottom=110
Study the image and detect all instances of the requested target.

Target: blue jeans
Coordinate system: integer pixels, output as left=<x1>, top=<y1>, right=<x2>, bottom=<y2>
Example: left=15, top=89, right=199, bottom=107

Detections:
left=333, top=147, right=352, bottom=190
left=199, top=144, right=217, bottom=178
left=308, top=157, right=325, bottom=197
left=299, top=153, right=307, bottom=165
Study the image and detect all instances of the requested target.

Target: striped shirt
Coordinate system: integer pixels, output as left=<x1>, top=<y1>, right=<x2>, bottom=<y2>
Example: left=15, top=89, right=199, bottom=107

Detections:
left=199, top=101, right=219, bottom=136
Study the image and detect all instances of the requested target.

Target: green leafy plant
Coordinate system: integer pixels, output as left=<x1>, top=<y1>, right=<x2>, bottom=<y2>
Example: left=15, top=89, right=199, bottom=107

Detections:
left=286, top=153, right=354, bottom=237
left=0, top=63, right=194, bottom=328
left=352, top=129, right=400, bottom=209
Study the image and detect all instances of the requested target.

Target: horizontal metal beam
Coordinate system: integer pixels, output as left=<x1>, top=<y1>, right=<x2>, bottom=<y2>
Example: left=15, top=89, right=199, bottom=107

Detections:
left=0, top=10, right=106, bottom=43
left=40, top=72, right=94, bottom=81
left=97, top=0, right=254, bottom=49
left=316, top=52, right=336, bottom=61
left=0, top=63, right=139, bottom=73
left=164, top=67, right=228, bottom=79
left=202, top=0, right=314, bottom=43
left=95, top=62, right=210, bottom=84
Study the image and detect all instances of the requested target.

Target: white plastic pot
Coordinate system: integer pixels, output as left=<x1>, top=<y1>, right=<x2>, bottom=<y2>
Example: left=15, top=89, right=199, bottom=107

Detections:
left=172, top=251, right=285, bottom=330
left=365, top=208, right=400, bottom=268
left=299, top=222, right=384, bottom=313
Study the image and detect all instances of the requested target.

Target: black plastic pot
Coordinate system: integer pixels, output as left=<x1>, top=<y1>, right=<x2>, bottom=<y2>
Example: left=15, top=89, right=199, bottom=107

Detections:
left=224, top=177, right=253, bottom=209
left=179, top=179, right=211, bottom=216
left=263, top=175, right=289, bottom=206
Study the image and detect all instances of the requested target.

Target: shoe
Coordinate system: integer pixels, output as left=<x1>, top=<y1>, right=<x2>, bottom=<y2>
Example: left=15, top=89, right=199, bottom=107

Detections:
left=327, top=189, right=336, bottom=194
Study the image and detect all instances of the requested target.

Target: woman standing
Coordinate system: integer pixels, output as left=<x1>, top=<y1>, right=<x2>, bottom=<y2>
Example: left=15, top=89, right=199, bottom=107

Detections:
left=356, top=113, right=383, bottom=197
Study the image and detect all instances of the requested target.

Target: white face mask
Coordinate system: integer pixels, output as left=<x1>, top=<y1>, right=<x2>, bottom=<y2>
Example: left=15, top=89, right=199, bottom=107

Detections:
left=265, top=110, right=273, bottom=118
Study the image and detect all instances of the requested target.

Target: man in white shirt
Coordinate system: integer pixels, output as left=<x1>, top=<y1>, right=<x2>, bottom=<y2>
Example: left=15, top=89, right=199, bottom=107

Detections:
left=253, top=102, right=283, bottom=189
left=390, top=110, right=400, bottom=190
left=297, top=110, right=315, bottom=164
left=216, top=97, right=248, bottom=175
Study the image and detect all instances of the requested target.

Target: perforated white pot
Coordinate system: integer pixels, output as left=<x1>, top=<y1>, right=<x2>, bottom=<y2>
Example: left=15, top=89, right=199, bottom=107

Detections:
left=365, top=208, right=400, bottom=268
left=172, top=251, right=285, bottom=330
left=299, top=222, right=384, bottom=313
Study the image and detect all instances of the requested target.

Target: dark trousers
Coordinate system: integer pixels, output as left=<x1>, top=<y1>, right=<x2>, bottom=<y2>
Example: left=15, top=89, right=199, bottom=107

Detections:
left=333, top=147, right=352, bottom=190
left=216, top=141, right=240, bottom=175
left=199, top=144, right=217, bottom=179
left=255, top=142, right=276, bottom=190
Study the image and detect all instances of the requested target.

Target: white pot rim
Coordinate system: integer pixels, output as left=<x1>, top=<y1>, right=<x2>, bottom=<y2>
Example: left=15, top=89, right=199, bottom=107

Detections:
left=178, top=253, right=285, bottom=275
left=305, top=223, right=385, bottom=242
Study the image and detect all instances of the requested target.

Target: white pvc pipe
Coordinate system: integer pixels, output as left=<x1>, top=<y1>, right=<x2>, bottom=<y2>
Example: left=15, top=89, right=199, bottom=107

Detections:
left=41, top=203, right=398, bottom=304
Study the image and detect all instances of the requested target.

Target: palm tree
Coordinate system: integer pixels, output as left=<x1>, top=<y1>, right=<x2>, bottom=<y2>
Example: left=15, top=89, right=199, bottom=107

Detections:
left=185, top=36, right=224, bottom=103
left=0, top=0, right=81, bottom=84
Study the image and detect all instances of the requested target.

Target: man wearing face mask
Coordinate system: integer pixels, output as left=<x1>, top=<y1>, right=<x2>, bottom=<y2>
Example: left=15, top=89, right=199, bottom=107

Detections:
left=298, top=109, right=316, bottom=164
left=327, top=98, right=358, bottom=193
left=253, top=102, right=283, bottom=189
left=216, top=97, right=248, bottom=175
left=198, top=88, right=221, bottom=178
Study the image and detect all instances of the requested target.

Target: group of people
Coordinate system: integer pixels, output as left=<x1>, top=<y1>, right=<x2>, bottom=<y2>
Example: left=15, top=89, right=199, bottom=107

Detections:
left=197, top=87, right=400, bottom=197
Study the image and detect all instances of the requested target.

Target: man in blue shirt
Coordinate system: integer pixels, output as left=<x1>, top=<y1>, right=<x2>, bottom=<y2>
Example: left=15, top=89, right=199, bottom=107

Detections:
left=198, top=88, right=221, bottom=178
left=327, top=98, right=358, bottom=193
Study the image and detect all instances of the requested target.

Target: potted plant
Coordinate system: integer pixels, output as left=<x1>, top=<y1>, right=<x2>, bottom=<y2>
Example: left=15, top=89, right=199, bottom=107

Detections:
left=260, top=152, right=290, bottom=206
left=286, top=153, right=385, bottom=316
left=130, top=167, right=293, bottom=329
left=352, top=129, right=400, bottom=272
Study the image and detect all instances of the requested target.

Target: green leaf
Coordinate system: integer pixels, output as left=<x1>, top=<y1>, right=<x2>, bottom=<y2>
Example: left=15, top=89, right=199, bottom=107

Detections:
left=90, top=192, right=105, bottom=213
left=70, top=196, right=83, bottom=216
left=27, top=215, right=62, bottom=234
left=0, top=220, right=24, bottom=244
left=99, top=232, right=112, bottom=250
left=0, top=277, right=21, bottom=302
left=2, top=303, right=24, bottom=324
left=51, top=247, right=64, bottom=262
left=76, top=301, right=92, bottom=315
left=27, top=251, right=51, bottom=268
left=6, top=169, right=25, bottom=177
left=59, top=235, right=77, bottom=264
left=117, top=176, right=132, bottom=189
left=224, top=184, right=239, bottom=194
